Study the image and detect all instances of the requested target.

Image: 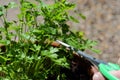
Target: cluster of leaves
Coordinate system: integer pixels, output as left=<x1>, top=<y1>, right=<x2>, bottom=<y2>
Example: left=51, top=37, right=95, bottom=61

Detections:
left=0, top=0, right=100, bottom=79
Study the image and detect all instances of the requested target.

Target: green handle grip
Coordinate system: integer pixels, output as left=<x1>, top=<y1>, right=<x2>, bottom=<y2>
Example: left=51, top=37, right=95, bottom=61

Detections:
left=99, top=63, right=120, bottom=80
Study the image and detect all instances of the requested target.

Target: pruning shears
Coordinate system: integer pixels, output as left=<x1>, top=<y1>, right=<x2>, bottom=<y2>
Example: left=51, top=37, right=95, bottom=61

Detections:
left=56, top=40, right=120, bottom=80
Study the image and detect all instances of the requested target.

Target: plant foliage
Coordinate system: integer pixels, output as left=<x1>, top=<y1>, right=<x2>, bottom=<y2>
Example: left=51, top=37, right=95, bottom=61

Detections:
left=0, top=0, right=100, bottom=79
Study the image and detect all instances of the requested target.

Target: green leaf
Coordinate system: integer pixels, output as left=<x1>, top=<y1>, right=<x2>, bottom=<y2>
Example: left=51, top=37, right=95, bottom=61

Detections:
left=8, top=25, right=20, bottom=31
left=0, top=55, right=8, bottom=63
left=8, top=2, right=17, bottom=8
left=0, top=5, right=4, bottom=17
left=31, top=44, right=41, bottom=52
left=20, top=53, right=26, bottom=59
left=55, top=57, right=69, bottom=68
left=41, top=50, right=50, bottom=57
left=35, top=45, right=41, bottom=51
left=40, top=0, right=47, bottom=8
left=79, top=13, right=86, bottom=20
left=0, top=5, right=3, bottom=11
left=66, top=37, right=80, bottom=49
left=0, top=11, right=4, bottom=17
left=0, top=40, right=10, bottom=45
left=49, top=54, right=58, bottom=59
left=0, top=27, right=5, bottom=31
left=91, top=48, right=101, bottom=54
left=86, top=40, right=98, bottom=47
left=69, top=16, right=79, bottom=23
left=33, top=29, right=45, bottom=35
left=50, top=47, right=59, bottom=53
left=21, top=33, right=30, bottom=40
left=41, top=49, right=58, bottom=59
left=78, top=31, right=84, bottom=37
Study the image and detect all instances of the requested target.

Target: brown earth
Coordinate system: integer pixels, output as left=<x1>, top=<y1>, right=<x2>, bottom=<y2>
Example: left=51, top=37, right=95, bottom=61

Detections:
left=0, top=0, right=120, bottom=63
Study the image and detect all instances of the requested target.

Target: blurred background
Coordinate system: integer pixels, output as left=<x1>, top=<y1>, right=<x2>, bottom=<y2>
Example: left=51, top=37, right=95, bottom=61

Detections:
left=69, top=0, right=120, bottom=63
left=0, top=0, right=120, bottom=63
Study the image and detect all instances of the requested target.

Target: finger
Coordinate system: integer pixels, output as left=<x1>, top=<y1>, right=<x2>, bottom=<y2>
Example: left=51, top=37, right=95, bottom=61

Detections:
left=92, top=72, right=105, bottom=80
left=91, top=66, right=99, bottom=73
left=110, top=70, right=120, bottom=78
left=93, top=71, right=120, bottom=80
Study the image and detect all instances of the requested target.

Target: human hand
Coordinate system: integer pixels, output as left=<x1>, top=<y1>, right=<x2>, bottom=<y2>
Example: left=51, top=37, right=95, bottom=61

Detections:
left=92, top=70, right=120, bottom=80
